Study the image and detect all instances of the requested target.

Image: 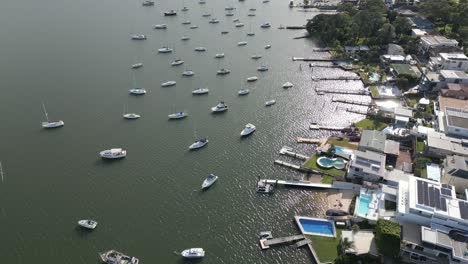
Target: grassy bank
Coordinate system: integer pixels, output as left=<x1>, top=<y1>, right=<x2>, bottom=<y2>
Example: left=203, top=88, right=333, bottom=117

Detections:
left=355, top=118, right=388, bottom=131
left=370, top=86, right=380, bottom=98
left=327, top=138, right=358, bottom=150
left=303, top=154, right=346, bottom=177
left=307, top=228, right=343, bottom=263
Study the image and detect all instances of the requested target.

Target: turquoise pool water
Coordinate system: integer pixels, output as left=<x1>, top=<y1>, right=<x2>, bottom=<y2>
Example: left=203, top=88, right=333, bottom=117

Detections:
left=334, top=146, right=354, bottom=155
left=369, top=73, right=380, bottom=82
left=297, top=218, right=335, bottom=236
left=357, top=194, right=371, bottom=216
left=316, top=157, right=345, bottom=170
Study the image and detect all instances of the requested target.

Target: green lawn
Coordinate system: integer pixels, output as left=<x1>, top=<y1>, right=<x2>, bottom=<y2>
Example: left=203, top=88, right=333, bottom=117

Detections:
left=370, top=86, right=380, bottom=98
left=406, top=97, right=418, bottom=107
left=303, top=154, right=346, bottom=177
left=321, top=175, right=334, bottom=184
left=307, top=228, right=343, bottom=263
left=355, top=118, right=388, bottom=131
left=416, top=139, right=425, bottom=153
left=327, top=138, right=358, bottom=150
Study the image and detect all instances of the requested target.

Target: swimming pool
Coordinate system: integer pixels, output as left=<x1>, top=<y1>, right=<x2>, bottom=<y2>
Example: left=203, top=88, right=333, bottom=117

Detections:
left=316, top=157, right=346, bottom=170
left=295, top=216, right=336, bottom=237
left=357, top=194, right=371, bottom=216
left=334, top=146, right=354, bottom=155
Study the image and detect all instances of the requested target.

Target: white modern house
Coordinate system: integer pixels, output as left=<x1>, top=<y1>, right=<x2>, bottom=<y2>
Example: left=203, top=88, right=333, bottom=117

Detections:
left=420, top=36, right=459, bottom=53
left=429, top=53, right=468, bottom=72
left=347, top=150, right=387, bottom=182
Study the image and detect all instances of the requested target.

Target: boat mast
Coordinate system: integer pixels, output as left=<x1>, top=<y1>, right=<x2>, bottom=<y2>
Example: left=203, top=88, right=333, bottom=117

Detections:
left=41, top=101, right=49, bottom=122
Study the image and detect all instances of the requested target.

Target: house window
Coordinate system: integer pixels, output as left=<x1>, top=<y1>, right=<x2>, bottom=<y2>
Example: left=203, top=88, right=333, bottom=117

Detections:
left=354, top=168, right=359, bottom=172
left=415, top=245, right=424, bottom=251
left=458, top=62, right=462, bottom=68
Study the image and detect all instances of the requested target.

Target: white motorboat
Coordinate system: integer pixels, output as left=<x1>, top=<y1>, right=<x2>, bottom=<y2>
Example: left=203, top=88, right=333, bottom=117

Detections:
left=265, top=99, right=276, bottom=106
left=78, top=219, right=98, bottom=230
left=209, top=18, right=220, bottom=24
left=192, top=88, right=209, bottom=95
left=237, top=41, right=247, bottom=46
left=168, top=111, right=188, bottom=119
left=202, top=13, right=211, bottom=17
left=235, top=23, right=244, bottom=27
left=260, top=22, right=271, bottom=28
left=154, top=24, right=167, bottom=29
left=181, top=36, right=190, bottom=41
left=158, top=47, right=173, bottom=53
left=282, top=82, right=293, bottom=88
left=171, top=59, right=184, bottom=66
left=217, top=68, right=231, bottom=75
left=131, top=35, right=146, bottom=40
left=211, top=101, right=228, bottom=112
left=238, top=89, right=250, bottom=95
left=99, top=250, right=139, bottom=264
left=251, top=54, right=262, bottom=59
left=161, top=81, right=176, bottom=87
left=190, top=25, right=198, bottom=29
left=246, top=76, right=258, bottom=82
left=265, top=44, right=271, bottom=49
left=181, top=6, right=189, bottom=11
left=181, top=248, right=205, bottom=259
left=164, top=10, right=177, bottom=16
left=202, top=173, right=218, bottom=189
left=100, top=148, right=127, bottom=159
left=123, top=113, right=140, bottom=119
left=225, top=6, right=235, bottom=10
left=181, top=20, right=191, bottom=25
left=257, top=65, right=268, bottom=71
left=131, top=63, right=143, bottom=69
left=189, top=138, right=209, bottom=150
left=41, top=102, right=64, bottom=129
left=194, top=47, right=206, bottom=52
left=215, top=53, right=225, bottom=58
left=240, top=123, right=256, bottom=136
left=182, top=70, right=194, bottom=76
left=142, top=0, right=154, bottom=6
left=233, top=18, right=239, bottom=22
left=129, top=88, right=146, bottom=95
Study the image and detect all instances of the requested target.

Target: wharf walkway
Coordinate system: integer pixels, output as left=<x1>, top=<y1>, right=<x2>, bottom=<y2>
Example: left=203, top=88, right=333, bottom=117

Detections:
left=309, top=124, right=348, bottom=131
left=312, top=76, right=361, bottom=81
left=260, top=179, right=361, bottom=191
left=274, top=160, right=303, bottom=171
left=279, top=146, right=309, bottom=160
left=332, top=97, right=372, bottom=106
left=295, top=238, right=312, bottom=248
left=315, top=87, right=368, bottom=95
left=292, top=57, right=334, bottom=62
left=297, top=137, right=327, bottom=144
left=260, top=234, right=305, bottom=249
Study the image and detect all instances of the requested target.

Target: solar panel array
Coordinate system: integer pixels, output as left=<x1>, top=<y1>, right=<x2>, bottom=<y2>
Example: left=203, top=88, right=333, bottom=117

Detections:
left=458, top=201, right=468, bottom=220
left=416, top=180, right=447, bottom=212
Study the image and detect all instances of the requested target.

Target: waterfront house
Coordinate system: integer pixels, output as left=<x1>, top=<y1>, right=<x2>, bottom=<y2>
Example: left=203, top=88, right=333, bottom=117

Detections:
left=420, top=36, right=459, bottom=54
left=442, top=155, right=468, bottom=194
left=441, top=83, right=468, bottom=100
left=425, top=131, right=468, bottom=159
left=347, top=150, right=387, bottom=182
left=412, top=28, right=429, bottom=37
left=380, top=55, right=406, bottom=65
left=429, top=53, right=468, bottom=72
left=424, top=70, right=468, bottom=91
left=359, top=130, right=386, bottom=153
left=390, top=63, right=421, bottom=79
left=438, top=96, right=468, bottom=139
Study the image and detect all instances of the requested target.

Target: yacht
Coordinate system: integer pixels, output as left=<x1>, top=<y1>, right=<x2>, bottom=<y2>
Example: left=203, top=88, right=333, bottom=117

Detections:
left=282, top=82, right=293, bottom=88
left=209, top=18, right=220, bottom=24
left=265, top=44, right=271, bottom=49
left=181, top=248, right=205, bottom=259
left=100, top=148, right=127, bottom=159
left=161, top=81, right=177, bottom=87
left=142, top=0, right=154, bottom=6
left=129, top=88, right=146, bottom=95
left=189, top=138, right=209, bottom=150
left=41, top=102, right=64, bottom=129
left=181, top=36, right=190, bottom=41
left=202, top=13, right=211, bottom=17
left=238, top=89, right=250, bottom=95
left=182, top=70, right=194, bottom=76
left=158, top=47, right=173, bottom=53
left=251, top=54, right=262, bottom=59
left=260, top=22, right=271, bottom=28
left=265, top=99, right=276, bottom=106
left=123, top=113, right=140, bottom=119
left=181, top=20, right=191, bottom=25
left=257, top=65, right=268, bottom=71
left=171, top=59, right=184, bottom=66
left=78, top=220, right=98, bottom=230
left=233, top=18, right=239, bottom=22
left=237, top=41, right=247, bottom=46
left=257, top=180, right=274, bottom=193
left=192, top=88, right=209, bottom=95
left=202, top=173, right=218, bottom=189
left=131, top=35, right=146, bottom=40
left=215, top=53, right=225, bottom=58
left=224, top=6, right=235, bottom=10
left=240, top=123, right=256, bottom=136
left=235, top=23, right=244, bottom=27
left=217, top=68, right=231, bottom=75
left=131, top=63, right=143, bottom=69
left=154, top=24, right=167, bottom=29
left=168, top=111, right=188, bottom=119
left=190, top=25, right=198, bottom=29
left=164, top=10, right=177, bottom=16
left=181, top=6, right=189, bottom=11
left=194, top=47, right=206, bottom=52
left=99, top=250, right=139, bottom=264
left=246, top=76, right=258, bottom=82
left=211, top=101, right=228, bottom=112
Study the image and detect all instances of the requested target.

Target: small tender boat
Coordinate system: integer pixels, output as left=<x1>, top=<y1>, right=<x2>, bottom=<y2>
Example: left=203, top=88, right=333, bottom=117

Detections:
left=154, top=24, right=167, bottom=29
left=171, top=59, right=184, bottom=66
left=246, top=76, right=258, bottom=82
left=237, top=41, right=247, bottom=46
left=202, top=13, right=211, bottom=17
left=190, top=25, right=198, bottom=29
left=123, top=113, right=140, bottom=119
left=161, top=81, right=177, bottom=87
left=129, top=88, right=146, bottom=95
left=202, top=173, right=218, bottom=189
left=99, top=250, right=139, bottom=264
left=42, top=120, right=65, bottom=128
left=265, top=44, right=271, bottom=49
left=181, top=6, right=189, bottom=11
left=131, top=35, right=146, bottom=40
left=282, top=82, right=293, bottom=88
left=168, top=111, right=188, bottom=119
left=181, top=248, right=205, bottom=259
left=233, top=18, right=239, bottom=22
left=194, top=47, right=206, bottom=52
left=211, top=101, right=228, bottom=112
left=259, top=231, right=273, bottom=239
left=238, top=89, right=250, bottom=95
left=217, top=68, right=231, bottom=75
left=209, top=18, right=220, bottom=24
left=78, top=219, right=98, bottom=230
left=225, top=6, right=235, bottom=10
left=181, top=36, right=190, bottom=41
left=192, top=88, right=209, bottom=95
left=215, top=53, right=225, bottom=58
left=265, top=99, right=276, bottom=106
left=199, top=0, right=206, bottom=4
left=100, top=148, right=126, bottom=159
left=131, top=63, right=143, bottom=69
left=189, top=138, right=209, bottom=150
left=260, top=22, right=271, bottom=28
left=164, top=10, right=177, bottom=16
left=235, top=23, right=244, bottom=27
left=158, top=47, right=173, bottom=53
left=226, top=12, right=234, bottom=16
left=262, top=0, right=270, bottom=3
left=240, top=123, right=256, bottom=136
left=182, top=70, right=194, bottom=76
left=221, top=31, right=229, bottom=34
left=251, top=55, right=262, bottom=59
left=247, top=13, right=256, bottom=16
left=257, top=65, right=268, bottom=71
left=181, top=20, right=191, bottom=25
left=142, top=0, right=154, bottom=6
left=249, top=8, right=257, bottom=11
left=247, top=32, right=255, bottom=36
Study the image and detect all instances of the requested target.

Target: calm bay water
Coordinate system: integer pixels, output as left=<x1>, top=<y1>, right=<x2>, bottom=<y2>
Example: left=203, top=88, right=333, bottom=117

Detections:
left=0, top=0, right=368, bottom=263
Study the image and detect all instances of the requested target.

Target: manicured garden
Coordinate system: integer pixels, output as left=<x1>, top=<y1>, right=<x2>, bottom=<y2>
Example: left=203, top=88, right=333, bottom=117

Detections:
left=307, top=228, right=343, bottom=263
left=303, top=154, right=346, bottom=177
left=327, top=138, right=358, bottom=150
left=355, top=117, right=388, bottom=131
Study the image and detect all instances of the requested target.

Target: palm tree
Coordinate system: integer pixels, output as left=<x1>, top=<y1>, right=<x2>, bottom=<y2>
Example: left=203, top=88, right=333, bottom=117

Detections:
left=341, top=237, right=355, bottom=255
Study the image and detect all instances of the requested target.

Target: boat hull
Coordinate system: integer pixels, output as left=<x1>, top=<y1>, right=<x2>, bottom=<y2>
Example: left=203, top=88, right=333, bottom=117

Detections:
left=42, top=121, right=65, bottom=128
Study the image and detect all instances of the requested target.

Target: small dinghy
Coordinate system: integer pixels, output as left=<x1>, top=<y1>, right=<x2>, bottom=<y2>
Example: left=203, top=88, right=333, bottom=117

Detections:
left=246, top=76, right=258, bottom=82
left=260, top=22, right=271, bottom=28
left=131, top=35, right=146, bottom=40
left=100, top=148, right=126, bottom=159
left=168, top=112, right=188, bottom=119
left=181, top=20, right=191, bottom=25
left=217, top=68, right=231, bottom=75
left=282, top=82, right=293, bottom=88
left=251, top=54, right=262, bottom=59
left=194, top=47, right=207, bottom=52
left=215, top=53, right=225, bottom=58
left=238, top=89, right=250, bottom=96
left=142, top=0, right=154, bottom=6
left=237, top=41, right=247, bottom=46
left=154, top=24, right=167, bottom=29
left=161, top=81, right=177, bottom=87
left=189, top=138, right=209, bottom=150
left=202, top=13, right=211, bottom=17
left=78, top=219, right=98, bottom=230
left=181, top=6, right=189, bottom=11
left=192, top=88, right=209, bottom=95
left=209, top=18, right=220, bottom=24
left=235, top=23, right=244, bottom=27
left=182, top=70, right=194, bottom=76
left=221, top=31, right=229, bottom=34
left=202, top=173, right=218, bottom=189
left=129, top=88, right=146, bottom=95
left=257, top=65, right=268, bottom=71
left=190, top=25, right=198, bottom=29
left=131, top=63, right=143, bottom=69
left=181, top=248, right=205, bottom=258
left=123, top=113, right=140, bottom=119
left=265, top=44, right=271, bottom=49
left=265, top=99, right=276, bottom=106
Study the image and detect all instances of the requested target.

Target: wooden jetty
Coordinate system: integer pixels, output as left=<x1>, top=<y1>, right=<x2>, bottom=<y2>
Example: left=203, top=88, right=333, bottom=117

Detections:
left=312, top=76, right=361, bottom=81
left=332, top=97, right=372, bottom=106
left=309, top=124, right=347, bottom=131
left=260, top=234, right=305, bottom=249
left=296, top=137, right=326, bottom=144
left=279, top=146, right=309, bottom=160
left=274, top=160, right=302, bottom=171
left=292, top=57, right=334, bottom=62
left=315, top=87, right=368, bottom=95
left=295, top=238, right=312, bottom=248
left=260, top=179, right=361, bottom=191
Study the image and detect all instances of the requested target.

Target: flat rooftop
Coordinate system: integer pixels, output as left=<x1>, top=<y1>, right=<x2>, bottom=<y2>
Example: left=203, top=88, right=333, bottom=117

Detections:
left=441, top=70, right=468, bottom=80
left=440, top=53, right=468, bottom=61
left=421, top=36, right=459, bottom=46
left=421, top=226, right=468, bottom=262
